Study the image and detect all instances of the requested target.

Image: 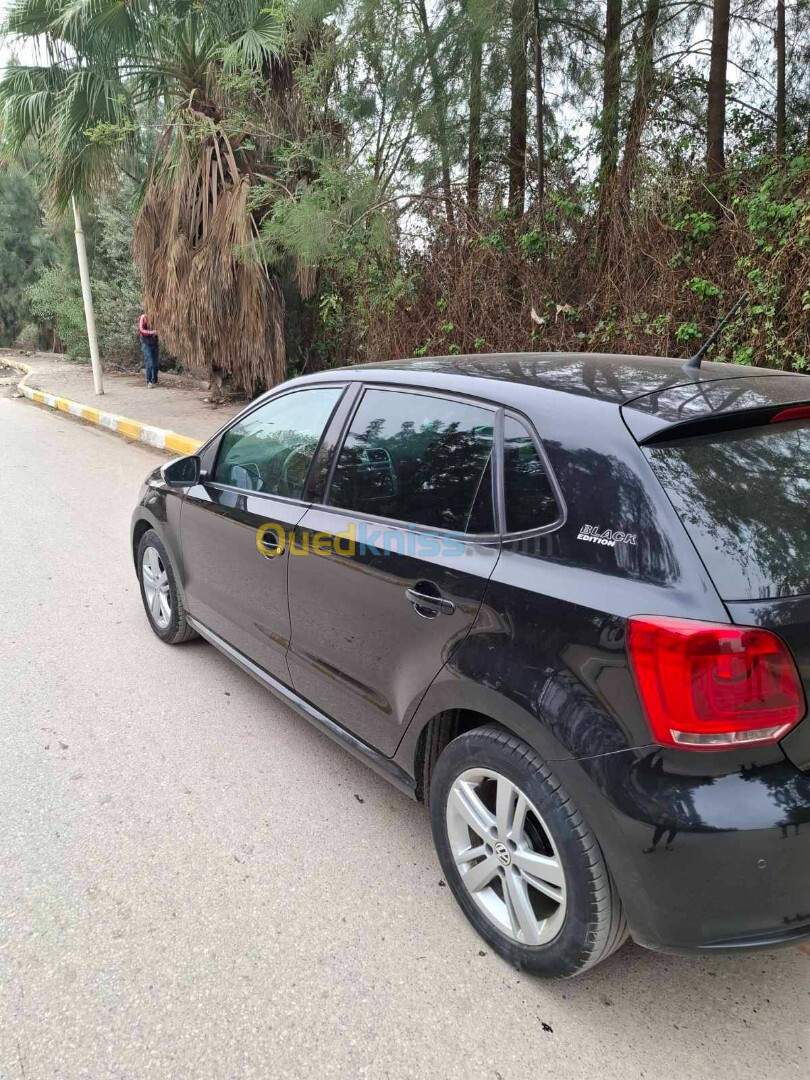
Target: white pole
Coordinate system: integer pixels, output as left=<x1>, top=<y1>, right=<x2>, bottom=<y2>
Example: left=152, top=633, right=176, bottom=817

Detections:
left=71, top=196, right=104, bottom=395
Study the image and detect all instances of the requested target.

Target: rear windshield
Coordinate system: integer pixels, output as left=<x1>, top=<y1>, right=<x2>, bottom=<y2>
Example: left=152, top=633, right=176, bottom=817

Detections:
left=645, top=419, right=810, bottom=600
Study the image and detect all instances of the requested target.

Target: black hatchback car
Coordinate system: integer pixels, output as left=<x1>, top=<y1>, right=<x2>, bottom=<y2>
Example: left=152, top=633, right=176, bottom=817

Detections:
left=131, top=353, right=810, bottom=977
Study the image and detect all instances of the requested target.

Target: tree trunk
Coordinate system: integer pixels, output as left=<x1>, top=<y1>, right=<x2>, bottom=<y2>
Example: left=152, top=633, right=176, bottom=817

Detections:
left=533, top=0, right=545, bottom=209
left=508, top=0, right=530, bottom=217
left=416, top=0, right=455, bottom=226
left=468, top=28, right=483, bottom=211
left=706, top=0, right=731, bottom=178
left=776, top=0, right=786, bottom=160
left=597, top=0, right=623, bottom=203
left=619, top=0, right=661, bottom=197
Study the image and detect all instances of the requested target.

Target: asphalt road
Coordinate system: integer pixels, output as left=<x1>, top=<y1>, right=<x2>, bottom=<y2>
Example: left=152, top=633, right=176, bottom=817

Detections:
left=1, top=396, right=808, bottom=1080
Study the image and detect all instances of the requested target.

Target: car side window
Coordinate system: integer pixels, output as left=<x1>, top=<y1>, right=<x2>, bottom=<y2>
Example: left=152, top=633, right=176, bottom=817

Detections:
left=328, top=389, right=495, bottom=532
left=213, top=387, right=343, bottom=499
left=503, top=415, right=560, bottom=532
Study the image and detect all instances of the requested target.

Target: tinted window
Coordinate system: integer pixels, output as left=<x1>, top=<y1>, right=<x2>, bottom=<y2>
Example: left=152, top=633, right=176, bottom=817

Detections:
left=329, top=389, right=494, bottom=532
left=646, top=419, right=810, bottom=600
left=503, top=416, right=559, bottom=532
left=214, top=387, right=342, bottom=498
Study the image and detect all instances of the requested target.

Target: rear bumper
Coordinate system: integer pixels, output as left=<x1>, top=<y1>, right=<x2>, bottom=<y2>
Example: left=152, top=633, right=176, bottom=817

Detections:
left=555, top=749, right=810, bottom=955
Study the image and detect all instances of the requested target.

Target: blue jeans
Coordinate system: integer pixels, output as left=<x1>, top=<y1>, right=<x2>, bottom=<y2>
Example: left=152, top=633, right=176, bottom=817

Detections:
left=140, top=337, right=159, bottom=384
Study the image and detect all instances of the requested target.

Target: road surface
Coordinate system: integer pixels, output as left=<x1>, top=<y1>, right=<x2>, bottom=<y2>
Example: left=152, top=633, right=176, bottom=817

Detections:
left=0, top=396, right=807, bottom=1080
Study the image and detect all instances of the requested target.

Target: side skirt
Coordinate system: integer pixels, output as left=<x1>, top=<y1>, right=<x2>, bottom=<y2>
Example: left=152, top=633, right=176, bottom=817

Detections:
left=187, top=616, right=418, bottom=800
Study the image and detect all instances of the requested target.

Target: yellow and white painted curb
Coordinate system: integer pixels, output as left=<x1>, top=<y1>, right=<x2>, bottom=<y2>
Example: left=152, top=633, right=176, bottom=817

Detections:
left=6, top=357, right=202, bottom=457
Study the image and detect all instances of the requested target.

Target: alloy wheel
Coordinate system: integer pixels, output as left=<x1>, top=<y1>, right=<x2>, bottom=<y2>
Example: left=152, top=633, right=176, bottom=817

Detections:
left=142, top=545, right=172, bottom=629
left=446, top=768, right=567, bottom=946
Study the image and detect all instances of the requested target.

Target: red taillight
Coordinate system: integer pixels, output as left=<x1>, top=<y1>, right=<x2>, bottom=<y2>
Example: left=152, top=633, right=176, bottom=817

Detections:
left=770, top=405, right=810, bottom=424
left=627, top=616, right=805, bottom=750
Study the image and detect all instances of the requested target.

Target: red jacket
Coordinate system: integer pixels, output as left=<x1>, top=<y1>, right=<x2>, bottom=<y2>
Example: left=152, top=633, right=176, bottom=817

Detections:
left=138, top=314, right=157, bottom=337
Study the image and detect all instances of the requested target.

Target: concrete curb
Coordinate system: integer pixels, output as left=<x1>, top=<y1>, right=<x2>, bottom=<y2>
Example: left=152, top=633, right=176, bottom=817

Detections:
left=6, top=357, right=202, bottom=457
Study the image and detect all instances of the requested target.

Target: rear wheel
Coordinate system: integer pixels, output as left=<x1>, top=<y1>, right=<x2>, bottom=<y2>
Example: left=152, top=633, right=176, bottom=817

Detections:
left=430, top=725, right=628, bottom=977
left=137, top=529, right=197, bottom=644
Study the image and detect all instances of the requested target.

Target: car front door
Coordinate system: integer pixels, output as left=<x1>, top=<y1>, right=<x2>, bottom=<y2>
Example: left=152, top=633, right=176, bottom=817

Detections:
left=286, top=386, right=502, bottom=755
left=180, top=384, right=345, bottom=683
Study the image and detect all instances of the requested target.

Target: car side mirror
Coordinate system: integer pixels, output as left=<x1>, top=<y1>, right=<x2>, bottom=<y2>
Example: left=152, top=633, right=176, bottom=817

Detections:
left=162, top=455, right=201, bottom=487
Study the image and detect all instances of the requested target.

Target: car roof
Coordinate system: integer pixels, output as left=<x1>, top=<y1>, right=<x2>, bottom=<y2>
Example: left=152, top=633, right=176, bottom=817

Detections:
left=277, top=352, right=808, bottom=445
left=332, top=351, right=797, bottom=407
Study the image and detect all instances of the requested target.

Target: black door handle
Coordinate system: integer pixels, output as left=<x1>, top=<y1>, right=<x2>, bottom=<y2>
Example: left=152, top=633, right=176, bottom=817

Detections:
left=405, top=586, right=456, bottom=618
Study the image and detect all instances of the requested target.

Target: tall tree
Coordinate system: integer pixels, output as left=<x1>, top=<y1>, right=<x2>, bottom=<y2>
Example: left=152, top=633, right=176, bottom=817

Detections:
left=415, top=0, right=455, bottom=225
left=619, top=0, right=662, bottom=197
left=342, top=0, right=428, bottom=197
left=468, top=32, right=483, bottom=209
left=706, top=0, right=731, bottom=178
left=776, top=0, right=786, bottom=159
left=508, top=0, right=531, bottom=216
left=466, top=1, right=485, bottom=211
left=532, top=0, right=546, bottom=209
left=597, top=0, right=623, bottom=203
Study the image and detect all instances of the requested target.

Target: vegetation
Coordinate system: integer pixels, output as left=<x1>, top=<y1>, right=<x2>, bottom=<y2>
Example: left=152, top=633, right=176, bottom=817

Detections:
left=0, top=0, right=808, bottom=392
left=0, top=165, right=53, bottom=347
left=0, top=167, right=143, bottom=361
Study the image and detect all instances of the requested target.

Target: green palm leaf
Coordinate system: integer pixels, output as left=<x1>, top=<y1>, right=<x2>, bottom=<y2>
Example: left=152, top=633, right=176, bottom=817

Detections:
left=0, top=65, right=67, bottom=151
left=4, top=0, right=64, bottom=38
left=228, top=8, right=286, bottom=70
left=1, top=2, right=287, bottom=211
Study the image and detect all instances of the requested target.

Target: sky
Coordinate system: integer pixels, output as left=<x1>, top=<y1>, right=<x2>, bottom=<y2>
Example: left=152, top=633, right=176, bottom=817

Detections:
left=0, top=1, right=12, bottom=69
left=0, top=2, right=39, bottom=72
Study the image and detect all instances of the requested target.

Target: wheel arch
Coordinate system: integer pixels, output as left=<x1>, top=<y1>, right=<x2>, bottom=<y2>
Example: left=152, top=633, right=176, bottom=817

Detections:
left=410, top=704, right=575, bottom=807
left=131, top=504, right=190, bottom=611
left=132, top=516, right=153, bottom=568
left=413, top=709, right=507, bottom=805
left=398, top=670, right=578, bottom=806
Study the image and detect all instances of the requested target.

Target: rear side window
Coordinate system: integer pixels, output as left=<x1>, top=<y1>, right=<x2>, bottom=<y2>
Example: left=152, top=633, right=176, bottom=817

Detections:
left=646, top=418, right=810, bottom=600
left=328, top=389, right=494, bottom=532
left=503, top=416, right=560, bottom=532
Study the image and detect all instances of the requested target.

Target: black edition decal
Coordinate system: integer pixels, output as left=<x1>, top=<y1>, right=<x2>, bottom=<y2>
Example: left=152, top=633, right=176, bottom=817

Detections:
left=576, top=525, right=638, bottom=548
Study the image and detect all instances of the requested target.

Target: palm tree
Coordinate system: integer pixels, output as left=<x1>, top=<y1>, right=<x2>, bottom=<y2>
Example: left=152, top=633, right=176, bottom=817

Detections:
left=0, top=0, right=290, bottom=392
left=0, top=44, right=134, bottom=393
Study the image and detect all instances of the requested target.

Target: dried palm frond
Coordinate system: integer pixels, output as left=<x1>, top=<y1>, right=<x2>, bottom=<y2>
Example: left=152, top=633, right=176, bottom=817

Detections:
left=134, top=119, right=285, bottom=395
left=295, top=257, right=318, bottom=300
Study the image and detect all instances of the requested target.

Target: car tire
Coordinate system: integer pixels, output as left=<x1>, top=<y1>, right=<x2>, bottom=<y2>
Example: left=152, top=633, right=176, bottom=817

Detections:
left=430, top=724, right=628, bottom=978
left=137, top=529, right=197, bottom=645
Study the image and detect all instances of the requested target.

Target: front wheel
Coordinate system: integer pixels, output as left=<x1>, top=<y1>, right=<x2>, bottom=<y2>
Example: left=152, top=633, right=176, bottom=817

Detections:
left=430, top=725, right=628, bottom=977
left=137, top=529, right=197, bottom=644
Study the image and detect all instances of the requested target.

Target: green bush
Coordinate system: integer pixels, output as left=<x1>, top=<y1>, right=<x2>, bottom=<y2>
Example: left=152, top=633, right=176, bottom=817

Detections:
left=0, top=168, right=55, bottom=345
left=14, top=321, right=48, bottom=350
left=27, top=267, right=88, bottom=357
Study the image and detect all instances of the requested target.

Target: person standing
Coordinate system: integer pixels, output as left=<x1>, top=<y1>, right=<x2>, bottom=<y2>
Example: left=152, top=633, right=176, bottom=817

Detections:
left=138, top=312, right=159, bottom=388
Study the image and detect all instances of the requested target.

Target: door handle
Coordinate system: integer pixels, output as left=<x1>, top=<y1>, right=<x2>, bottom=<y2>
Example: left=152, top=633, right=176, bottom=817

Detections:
left=257, top=528, right=283, bottom=559
left=405, top=587, right=456, bottom=618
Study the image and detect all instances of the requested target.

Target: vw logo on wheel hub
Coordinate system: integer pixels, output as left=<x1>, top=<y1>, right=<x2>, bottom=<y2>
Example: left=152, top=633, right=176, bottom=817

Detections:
left=494, top=841, right=512, bottom=866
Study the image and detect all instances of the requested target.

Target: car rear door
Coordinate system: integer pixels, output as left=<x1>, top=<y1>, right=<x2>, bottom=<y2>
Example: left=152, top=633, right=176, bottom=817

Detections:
left=180, top=384, right=345, bottom=683
left=286, top=385, right=501, bottom=755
